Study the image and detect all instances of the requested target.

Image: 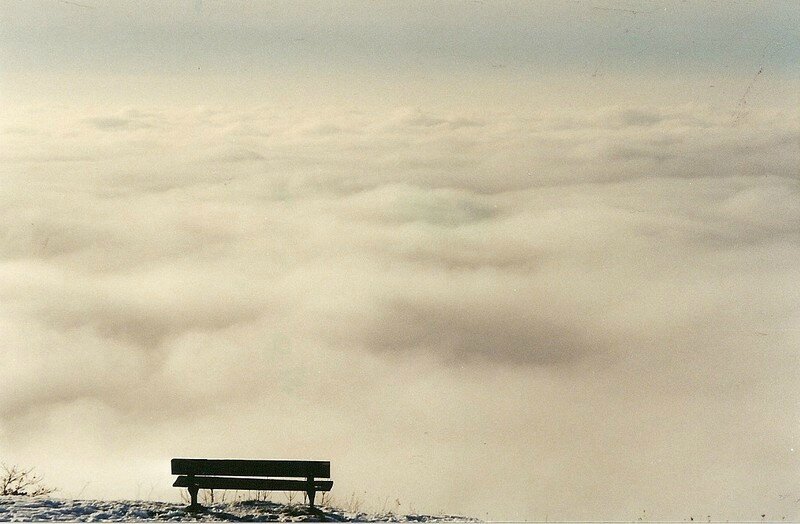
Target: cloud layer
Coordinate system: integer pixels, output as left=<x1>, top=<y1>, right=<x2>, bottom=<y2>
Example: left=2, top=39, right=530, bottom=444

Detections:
left=1, top=102, right=799, bottom=520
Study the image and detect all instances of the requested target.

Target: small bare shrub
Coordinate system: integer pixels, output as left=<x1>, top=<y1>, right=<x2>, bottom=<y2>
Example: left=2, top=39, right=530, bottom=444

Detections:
left=318, top=491, right=333, bottom=507
left=236, top=490, right=272, bottom=503
left=0, top=464, right=56, bottom=497
left=201, top=488, right=228, bottom=505
left=344, top=491, right=364, bottom=513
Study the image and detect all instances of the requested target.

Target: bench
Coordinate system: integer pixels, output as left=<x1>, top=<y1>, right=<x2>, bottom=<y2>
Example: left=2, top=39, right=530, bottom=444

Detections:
left=171, top=458, right=333, bottom=511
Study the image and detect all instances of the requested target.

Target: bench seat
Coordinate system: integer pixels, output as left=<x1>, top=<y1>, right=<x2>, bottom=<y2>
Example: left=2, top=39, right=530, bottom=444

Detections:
left=173, top=475, right=333, bottom=492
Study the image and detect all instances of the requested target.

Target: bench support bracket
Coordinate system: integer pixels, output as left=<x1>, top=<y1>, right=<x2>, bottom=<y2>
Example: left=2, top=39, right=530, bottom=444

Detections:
left=307, top=475, right=316, bottom=508
left=187, top=477, right=202, bottom=512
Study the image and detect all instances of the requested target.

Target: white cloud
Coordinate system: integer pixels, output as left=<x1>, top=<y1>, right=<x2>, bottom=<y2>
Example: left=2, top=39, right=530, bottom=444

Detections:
left=1, top=102, right=798, bottom=520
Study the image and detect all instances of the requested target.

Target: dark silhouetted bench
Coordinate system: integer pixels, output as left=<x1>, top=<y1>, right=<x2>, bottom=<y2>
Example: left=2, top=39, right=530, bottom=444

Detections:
left=171, top=458, right=332, bottom=511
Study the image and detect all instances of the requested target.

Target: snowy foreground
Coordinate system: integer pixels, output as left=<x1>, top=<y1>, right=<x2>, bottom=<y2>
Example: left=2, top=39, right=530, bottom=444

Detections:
left=0, top=497, right=479, bottom=522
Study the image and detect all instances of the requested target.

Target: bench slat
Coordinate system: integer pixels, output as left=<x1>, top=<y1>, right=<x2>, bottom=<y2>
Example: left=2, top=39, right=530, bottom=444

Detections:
left=171, top=458, right=330, bottom=478
left=173, top=475, right=333, bottom=492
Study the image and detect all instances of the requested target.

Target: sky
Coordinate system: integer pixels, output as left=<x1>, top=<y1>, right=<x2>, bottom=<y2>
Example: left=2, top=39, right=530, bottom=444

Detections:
left=1, top=0, right=799, bottom=521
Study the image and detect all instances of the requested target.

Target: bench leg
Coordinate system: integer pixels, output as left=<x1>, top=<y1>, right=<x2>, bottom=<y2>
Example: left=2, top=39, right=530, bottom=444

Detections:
left=307, top=490, right=316, bottom=508
left=187, top=485, right=202, bottom=512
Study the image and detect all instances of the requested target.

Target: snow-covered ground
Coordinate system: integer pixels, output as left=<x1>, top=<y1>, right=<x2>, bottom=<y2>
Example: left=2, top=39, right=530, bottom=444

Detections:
left=0, top=496, right=479, bottom=522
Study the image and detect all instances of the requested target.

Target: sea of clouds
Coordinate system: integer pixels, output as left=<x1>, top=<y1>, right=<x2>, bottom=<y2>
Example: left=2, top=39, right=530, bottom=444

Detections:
left=1, top=102, right=798, bottom=520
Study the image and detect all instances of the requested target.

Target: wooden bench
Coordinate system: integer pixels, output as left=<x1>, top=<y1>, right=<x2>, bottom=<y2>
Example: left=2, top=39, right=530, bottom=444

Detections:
left=171, top=458, right=333, bottom=511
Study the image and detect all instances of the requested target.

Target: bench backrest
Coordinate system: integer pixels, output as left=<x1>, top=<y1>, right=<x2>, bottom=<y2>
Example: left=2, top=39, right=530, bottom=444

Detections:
left=171, top=458, right=330, bottom=478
